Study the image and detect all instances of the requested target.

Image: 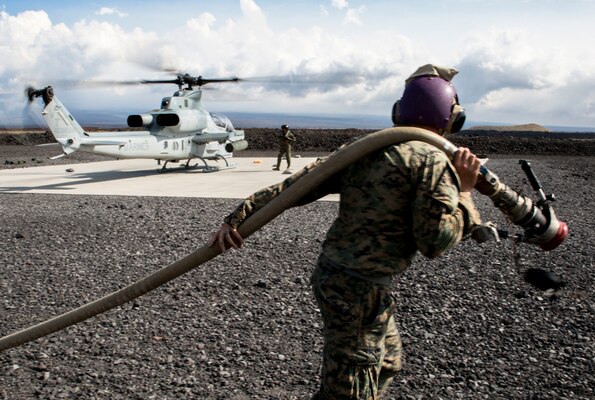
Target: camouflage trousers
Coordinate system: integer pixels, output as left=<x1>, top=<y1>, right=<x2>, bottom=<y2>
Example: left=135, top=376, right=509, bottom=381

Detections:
left=277, top=145, right=292, bottom=168
left=311, top=255, right=403, bottom=400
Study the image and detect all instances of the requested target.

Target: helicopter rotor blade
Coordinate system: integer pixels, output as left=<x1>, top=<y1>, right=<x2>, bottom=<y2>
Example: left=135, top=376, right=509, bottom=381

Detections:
left=52, top=79, right=143, bottom=89
left=198, top=77, right=241, bottom=84
left=25, top=86, right=37, bottom=103
left=240, top=71, right=365, bottom=86
left=19, top=75, right=240, bottom=96
left=139, top=79, right=180, bottom=85
left=19, top=69, right=383, bottom=101
left=140, top=76, right=240, bottom=87
left=28, top=79, right=143, bottom=93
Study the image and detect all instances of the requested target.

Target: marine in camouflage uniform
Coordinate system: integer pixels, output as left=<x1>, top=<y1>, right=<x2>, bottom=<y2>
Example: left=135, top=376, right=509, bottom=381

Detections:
left=221, top=140, right=481, bottom=399
left=274, top=124, right=296, bottom=171
left=212, top=65, right=481, bottom=399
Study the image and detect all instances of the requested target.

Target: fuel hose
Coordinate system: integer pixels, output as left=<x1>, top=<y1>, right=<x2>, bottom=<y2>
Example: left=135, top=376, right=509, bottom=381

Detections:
left=0, top=126, right=565, bottom=352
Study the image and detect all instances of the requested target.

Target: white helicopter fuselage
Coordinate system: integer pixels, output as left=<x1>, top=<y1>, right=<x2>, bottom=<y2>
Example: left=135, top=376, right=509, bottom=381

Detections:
left=36, top=86, right=247, bottom=165
left=73, top=131, right=238, bottom=161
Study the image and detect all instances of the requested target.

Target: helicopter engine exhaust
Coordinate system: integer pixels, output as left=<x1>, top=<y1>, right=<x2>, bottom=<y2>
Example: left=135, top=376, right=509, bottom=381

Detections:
left=128, top=113, right=181, bottom=128
left=0, top=127, right=568, bottom=352
left=127, top=114, right=154, bottom=128
left=225, top=139, right=248, bottom=153
left=156, top=113, right=180, bottom=127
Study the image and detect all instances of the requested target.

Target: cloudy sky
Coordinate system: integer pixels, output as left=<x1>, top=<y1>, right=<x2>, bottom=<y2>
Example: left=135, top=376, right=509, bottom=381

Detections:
left=1, top=0, right=594, bottom=129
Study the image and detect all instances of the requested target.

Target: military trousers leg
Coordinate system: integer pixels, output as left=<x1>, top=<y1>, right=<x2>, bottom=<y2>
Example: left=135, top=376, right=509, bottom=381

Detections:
left=277, top=146, right=291, bottom=169
left=311, top=259, right=403, bottom=400
left=285, top=146, right=292, bottom=168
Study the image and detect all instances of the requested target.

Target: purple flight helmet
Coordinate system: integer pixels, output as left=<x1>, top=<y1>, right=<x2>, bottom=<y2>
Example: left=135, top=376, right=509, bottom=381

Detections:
left=392, top=75, right=466, bottom=133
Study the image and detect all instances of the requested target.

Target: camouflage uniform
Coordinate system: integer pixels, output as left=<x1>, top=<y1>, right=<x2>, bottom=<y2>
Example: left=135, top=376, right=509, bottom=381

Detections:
left=224, top=140, right=481, bottom=399
left=276, top=128, right=296, bottom=169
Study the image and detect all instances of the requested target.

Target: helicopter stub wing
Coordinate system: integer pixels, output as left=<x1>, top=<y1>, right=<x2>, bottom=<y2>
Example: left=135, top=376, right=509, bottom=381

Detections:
left=53, top=137, right=129, bottom=151
left=47, top=137, right=129, bottom=161
left=78, top=137, right=130, bottom=146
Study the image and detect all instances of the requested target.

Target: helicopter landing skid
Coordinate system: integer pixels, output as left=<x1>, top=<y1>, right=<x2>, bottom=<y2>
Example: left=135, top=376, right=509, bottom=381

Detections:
left=157, top=156, right=237, bottom=173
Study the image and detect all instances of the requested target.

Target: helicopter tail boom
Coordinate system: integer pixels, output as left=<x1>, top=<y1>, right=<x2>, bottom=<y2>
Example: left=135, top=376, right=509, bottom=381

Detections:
left=30, top=86, right=87, bottom=156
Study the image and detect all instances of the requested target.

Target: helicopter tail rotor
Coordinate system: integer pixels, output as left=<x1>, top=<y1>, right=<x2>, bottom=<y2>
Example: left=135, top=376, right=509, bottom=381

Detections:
left=25, top=86, right=54, bottom=106
left=25, top=86, right=38, bottom=103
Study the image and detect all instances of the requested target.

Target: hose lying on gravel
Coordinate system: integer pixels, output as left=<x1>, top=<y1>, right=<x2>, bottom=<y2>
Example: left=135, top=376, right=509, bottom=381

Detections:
left=0, top=127, right=463, bottom=352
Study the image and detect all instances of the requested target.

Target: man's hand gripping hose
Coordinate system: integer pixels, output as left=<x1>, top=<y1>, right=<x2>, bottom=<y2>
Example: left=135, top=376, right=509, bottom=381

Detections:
left=0, top=127, right=568, bottom=352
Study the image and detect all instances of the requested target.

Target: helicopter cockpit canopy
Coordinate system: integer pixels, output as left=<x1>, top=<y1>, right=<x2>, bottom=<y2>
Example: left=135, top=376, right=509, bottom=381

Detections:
left=210, top=113, right=235, bottom=132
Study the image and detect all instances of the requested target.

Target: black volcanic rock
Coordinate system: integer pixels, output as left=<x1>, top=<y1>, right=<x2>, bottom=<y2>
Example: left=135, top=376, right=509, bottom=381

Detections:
left=241, top=128, right=595, bottom=156
left=0, top=130, right=594, bottom=399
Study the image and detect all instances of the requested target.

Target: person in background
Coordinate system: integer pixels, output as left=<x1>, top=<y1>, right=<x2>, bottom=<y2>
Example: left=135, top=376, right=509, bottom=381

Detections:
left=210, top=64, right=482, bottom=399
left=273, top=124, right=296, bottom=173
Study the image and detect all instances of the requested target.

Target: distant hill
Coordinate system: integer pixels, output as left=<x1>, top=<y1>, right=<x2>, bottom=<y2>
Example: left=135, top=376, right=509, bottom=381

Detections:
left=466, top=123, right=550, bottom=132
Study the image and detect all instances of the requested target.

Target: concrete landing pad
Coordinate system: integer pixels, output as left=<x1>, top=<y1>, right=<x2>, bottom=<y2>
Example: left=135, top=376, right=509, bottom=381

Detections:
left=0, top=157, right=339, bottom=201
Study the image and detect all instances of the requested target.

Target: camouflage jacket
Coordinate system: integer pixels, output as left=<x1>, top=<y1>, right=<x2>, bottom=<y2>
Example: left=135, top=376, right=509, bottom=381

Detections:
left=224, top=140, right=481, bottom=278
left=279, top=130, right=296, bottom=148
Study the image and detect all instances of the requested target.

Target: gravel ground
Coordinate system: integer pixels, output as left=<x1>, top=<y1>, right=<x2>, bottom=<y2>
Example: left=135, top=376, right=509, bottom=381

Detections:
left=0, top=131, right=594, bottom=399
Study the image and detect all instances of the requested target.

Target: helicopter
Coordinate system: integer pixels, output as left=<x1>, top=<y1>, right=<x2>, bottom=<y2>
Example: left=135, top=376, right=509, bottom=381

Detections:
left=26, top=74, right=249, bottom=171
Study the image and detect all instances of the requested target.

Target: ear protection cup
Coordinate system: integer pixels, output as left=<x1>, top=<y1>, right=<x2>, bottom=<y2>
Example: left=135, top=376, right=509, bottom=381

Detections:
left=391, top=100, right=401, bottom=125
left=447, top=103, right=466, bottom=133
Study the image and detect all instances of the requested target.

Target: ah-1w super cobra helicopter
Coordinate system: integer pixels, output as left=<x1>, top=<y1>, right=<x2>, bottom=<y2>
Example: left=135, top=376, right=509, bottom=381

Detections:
left=26, top=74, right=248, bottom=171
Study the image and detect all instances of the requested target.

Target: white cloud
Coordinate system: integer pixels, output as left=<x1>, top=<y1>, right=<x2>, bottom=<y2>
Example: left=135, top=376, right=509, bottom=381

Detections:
left=1, top=2, right=594, bottom=129
left=343, top=6, right=366, bottom=26
left=185, top=13, right=217, bottom=38
left=326, top=0, right=365, bottom=26
left=454, top=28, right=595, bottom=126
left=331, top=0, right=349, bottom=10
left=0, top=10, right=53, bottom=74
left=0, top=7, right=458, bottom=124
left=95, top=7, right=128, bottom=18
